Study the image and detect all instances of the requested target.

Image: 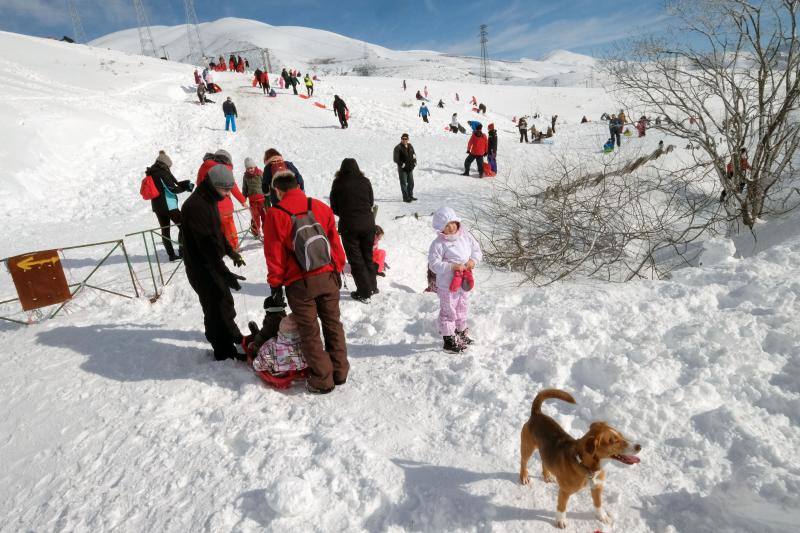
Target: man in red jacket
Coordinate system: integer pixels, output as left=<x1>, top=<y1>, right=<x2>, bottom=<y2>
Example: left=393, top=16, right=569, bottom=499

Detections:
left=197, top=149, right=247, bottom=251
left=263, top=169, right=349, bottom=394
left=462, top=123, right=488, bottom=178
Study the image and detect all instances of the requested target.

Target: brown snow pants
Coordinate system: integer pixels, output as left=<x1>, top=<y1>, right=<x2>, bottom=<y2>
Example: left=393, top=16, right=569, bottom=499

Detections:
left=286, top=272, right=349, bottom=389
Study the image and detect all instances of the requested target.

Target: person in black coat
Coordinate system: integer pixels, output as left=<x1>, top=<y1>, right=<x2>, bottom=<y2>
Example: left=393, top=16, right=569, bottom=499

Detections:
left=180, top=165, right=246, bottom=361
left=329, top=158, right=376, bottom=301
left=146, top=150, right=193, bottom=261
left=392, top=133, right=417, bottom=202
left=333, top=95, right=348, bottom=128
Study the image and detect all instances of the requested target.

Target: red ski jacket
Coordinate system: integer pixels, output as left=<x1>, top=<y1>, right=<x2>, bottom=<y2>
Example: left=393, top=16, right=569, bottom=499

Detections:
left=264, top=188, right=346, bottom=288
left=467, top=132, right=488, bottom=156
left=196, top=159, right=246, bottom=216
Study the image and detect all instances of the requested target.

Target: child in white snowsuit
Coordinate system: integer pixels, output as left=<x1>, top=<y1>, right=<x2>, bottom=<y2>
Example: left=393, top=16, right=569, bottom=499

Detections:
left=252, top=314, right=307, bottom=376
left=428, top=207, right=482, bottom=353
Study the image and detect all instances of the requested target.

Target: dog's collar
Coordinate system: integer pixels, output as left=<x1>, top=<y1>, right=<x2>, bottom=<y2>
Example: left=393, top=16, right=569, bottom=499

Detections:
left=575, top=454, right=601, bottom=484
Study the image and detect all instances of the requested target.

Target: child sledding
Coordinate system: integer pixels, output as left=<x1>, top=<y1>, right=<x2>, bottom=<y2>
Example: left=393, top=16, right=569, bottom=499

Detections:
left=244, top=304, right=308, bottom=389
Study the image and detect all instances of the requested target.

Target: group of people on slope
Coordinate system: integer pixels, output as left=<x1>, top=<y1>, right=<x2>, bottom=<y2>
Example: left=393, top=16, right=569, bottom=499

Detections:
left=516, top=115, right=556, bottom=144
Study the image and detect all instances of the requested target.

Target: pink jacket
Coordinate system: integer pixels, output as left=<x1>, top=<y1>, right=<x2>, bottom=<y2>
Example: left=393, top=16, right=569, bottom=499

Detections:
left=253, top=332, right=307, bottom=375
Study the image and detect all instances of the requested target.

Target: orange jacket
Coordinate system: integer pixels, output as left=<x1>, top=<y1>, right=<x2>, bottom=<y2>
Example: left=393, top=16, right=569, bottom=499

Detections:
left=196, top=159, right=246, bottom=216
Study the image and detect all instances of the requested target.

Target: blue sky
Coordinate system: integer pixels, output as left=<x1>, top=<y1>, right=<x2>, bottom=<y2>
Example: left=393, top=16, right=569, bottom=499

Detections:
left=0, top=0, right=671, bottom=58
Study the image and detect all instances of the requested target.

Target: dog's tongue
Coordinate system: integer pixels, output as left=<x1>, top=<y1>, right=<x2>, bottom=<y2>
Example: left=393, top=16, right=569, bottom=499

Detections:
left=613, top=454, right=640, bottom=465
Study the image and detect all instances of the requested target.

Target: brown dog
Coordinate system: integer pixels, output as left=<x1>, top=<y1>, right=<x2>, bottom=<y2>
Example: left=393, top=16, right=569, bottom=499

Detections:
left=519, top=389, right=641, bottom=529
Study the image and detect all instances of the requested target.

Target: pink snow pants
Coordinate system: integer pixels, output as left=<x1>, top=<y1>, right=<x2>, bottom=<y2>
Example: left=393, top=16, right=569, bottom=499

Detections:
left=437, top=287, right=469, bottom=336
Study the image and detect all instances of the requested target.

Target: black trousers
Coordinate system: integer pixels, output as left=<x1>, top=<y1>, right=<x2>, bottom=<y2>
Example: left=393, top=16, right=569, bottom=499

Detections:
left=337, top=114, right=348, bottom=128
left=187, top=275, right=241, bottom=360
left=464, top=154, right=484, bottom=177
left=341, top=227, right=377, bottom=296
left=519, top=129, right=528, bottom=143
left=611, top=131, right=621, bottom=146
left=155, top=208, right=182, bottom=259
left=398, top=168, right=414, bottom=201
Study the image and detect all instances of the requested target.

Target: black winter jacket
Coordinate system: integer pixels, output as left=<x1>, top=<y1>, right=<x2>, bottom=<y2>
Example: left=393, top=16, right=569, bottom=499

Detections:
left=147, top=160, right=192, bottom=214
left=333, top=97, right=348, bottom=118
left=329, top=172, right=375, bottom=233
left=488, top=131, right=498, bottom=154
left=180, top=179, right=235, bottom=292
left=393, top=143, right=416, bottom=170
left=222, top=100, right=237, bottom=116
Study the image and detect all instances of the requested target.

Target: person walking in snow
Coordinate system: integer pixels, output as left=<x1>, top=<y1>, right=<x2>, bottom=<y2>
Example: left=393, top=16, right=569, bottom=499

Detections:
left=518, top=116, right=529, bottom=143
left=329, top=158, right=378, bottom=303
left=242, top=157, right=266, bottom=240
left=551, top=114, right=558, bottom=133
left=304, top=73, right=314, bottom=97
left=487, top=123, right=498, bottom=173
left=181, top=164, right=246, bottom=361
left=428, top=206, right=482, bottom=353
left=609, top=114, right=623, bottom=147
left=393, top=133, right=417, bottom=203
left=263, top=169, right=349, bottom=394
left=260, top=70, right=270, bottom=93
left=403, top=79, right=407, bottom=91
left=223, top=97, right=238, bottom=133
left=333, top=95, right=349, bottom=129
left=262, top=148, right=306, bottom=206
left=147, top=150, right=194, bottom=262
left=463, top=123, right=488, bottom=178
left=419, top=102, right=431, bottom=123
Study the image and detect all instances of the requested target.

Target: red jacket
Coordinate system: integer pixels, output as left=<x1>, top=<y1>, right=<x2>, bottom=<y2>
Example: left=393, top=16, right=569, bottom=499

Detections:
left=196, top=159, right=246, bottom=216
left=726, top=157, right=750, bottom=176
left=467, top=132, right=488, bottom=156
left=260, top=72, right=269, bottom=84
left=264, top=188, right=346, bottom=288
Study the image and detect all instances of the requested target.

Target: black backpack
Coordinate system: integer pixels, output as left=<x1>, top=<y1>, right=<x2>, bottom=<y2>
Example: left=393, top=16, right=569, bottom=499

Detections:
left=275, top=198, right=332, bottom=272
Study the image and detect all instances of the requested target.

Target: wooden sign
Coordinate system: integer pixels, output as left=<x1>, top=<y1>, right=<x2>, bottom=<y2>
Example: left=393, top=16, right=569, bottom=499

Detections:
left=8, top=250, right=71, bottom=311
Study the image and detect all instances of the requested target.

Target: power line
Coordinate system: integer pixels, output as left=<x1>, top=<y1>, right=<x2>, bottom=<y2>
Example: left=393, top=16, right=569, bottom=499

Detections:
left=132, top=0, right=159, bottom=58
left=183, top=0, right=206, bottom=64
left=479, top=24, right=490, bottom=84
left=66, top=0, right=87, bottom=44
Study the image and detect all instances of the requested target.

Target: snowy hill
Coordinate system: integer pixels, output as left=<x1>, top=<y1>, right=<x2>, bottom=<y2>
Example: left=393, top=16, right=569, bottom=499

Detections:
left=90, top=17, right=598, bottom=87
left=1, top=29, right=799, bottom=533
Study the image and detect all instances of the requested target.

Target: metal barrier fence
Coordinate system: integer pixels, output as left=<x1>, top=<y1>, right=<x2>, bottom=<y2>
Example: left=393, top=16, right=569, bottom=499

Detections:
left=0, top=208, right=254, bottom=325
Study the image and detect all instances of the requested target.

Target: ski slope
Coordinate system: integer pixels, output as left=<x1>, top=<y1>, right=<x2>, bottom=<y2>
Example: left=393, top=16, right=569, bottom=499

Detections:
left=1, top=31, right=799, bottom=533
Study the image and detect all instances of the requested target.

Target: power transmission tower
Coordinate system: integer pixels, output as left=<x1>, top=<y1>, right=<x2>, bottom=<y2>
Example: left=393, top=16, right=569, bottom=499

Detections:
left=132, top=0, right=159, bottom=58
left=66, top=0, right=87, bottom=43
left=479, top=24, right=490, bottom=84
left=183, top=0, right=206, bottom=64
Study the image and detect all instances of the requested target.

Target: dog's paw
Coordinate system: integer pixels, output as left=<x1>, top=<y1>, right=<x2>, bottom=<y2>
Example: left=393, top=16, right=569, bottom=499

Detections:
left=542, top=471, right=556, bottom=483
left=595, top=507, right=613, bottom=525
left=554, top=517, right=567, bottom=529
left=519, top=471, right=530, bottom=485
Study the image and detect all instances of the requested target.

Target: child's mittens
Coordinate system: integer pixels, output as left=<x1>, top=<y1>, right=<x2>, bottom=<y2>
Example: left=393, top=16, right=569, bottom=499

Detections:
left=461, top=269, right=475, bottom=292
left=449, top=270, right=464, bottom=292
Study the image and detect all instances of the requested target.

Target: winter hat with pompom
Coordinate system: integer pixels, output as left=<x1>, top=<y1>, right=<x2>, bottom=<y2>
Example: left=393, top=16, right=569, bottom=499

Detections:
left=214, top=149, right=232, bottom=165
left=208, top=164, right=235, bottom=190
left=156, top=150, right=172, bottom=168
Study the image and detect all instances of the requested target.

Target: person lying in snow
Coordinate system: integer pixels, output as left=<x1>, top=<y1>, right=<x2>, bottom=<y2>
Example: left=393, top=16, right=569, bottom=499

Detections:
left=251, top=314, right=307, bottom=376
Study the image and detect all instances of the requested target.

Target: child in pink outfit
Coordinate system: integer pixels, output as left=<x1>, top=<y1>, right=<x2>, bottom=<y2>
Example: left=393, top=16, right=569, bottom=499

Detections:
left=253, top=314, right=307, bottom=376
left=427, top=207, right=482, bottom=353
left=373, top=225, right=387, bottom=276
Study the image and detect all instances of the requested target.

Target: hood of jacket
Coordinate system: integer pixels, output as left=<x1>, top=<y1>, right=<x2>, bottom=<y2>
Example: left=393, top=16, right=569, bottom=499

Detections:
left=432, top=207, right=460, bottom=232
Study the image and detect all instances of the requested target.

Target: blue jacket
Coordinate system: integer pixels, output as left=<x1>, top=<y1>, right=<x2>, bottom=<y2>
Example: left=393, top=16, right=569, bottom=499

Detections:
left=419, top=105, right=430, bottom=117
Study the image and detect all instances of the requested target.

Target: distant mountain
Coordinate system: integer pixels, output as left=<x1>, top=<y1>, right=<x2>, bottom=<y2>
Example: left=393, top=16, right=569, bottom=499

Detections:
left=90, top=17, right=598, bottom=87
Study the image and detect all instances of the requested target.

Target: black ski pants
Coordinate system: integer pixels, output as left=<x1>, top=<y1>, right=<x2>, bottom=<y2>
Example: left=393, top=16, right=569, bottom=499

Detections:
left=611, top=130, right=621, bottom=147
left=187, top=275, right=241, bottom=360
left=464, top=154, right=484, bottom=177
left=155, top=208, right=182, bottom=259
left=340, top=227, right=377, bottom=296
left=519, top=129, right=528, bottom=143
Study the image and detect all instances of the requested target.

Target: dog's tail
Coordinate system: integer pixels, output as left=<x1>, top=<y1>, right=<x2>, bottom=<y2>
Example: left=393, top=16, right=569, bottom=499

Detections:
left=531, top=389, right=576, bottom=416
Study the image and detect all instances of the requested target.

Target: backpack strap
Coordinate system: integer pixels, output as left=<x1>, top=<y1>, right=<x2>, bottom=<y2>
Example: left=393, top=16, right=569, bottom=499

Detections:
left=273, top=198, right=312, bottom=218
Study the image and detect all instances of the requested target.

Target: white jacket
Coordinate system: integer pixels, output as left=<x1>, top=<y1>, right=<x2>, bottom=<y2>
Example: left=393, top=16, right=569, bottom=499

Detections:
left=428, top=207, right=482, bottom=289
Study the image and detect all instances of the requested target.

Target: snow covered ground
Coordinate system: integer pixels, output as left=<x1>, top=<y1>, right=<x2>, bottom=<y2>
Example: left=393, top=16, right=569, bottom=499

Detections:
left=1, top=31, right=799, bottom=533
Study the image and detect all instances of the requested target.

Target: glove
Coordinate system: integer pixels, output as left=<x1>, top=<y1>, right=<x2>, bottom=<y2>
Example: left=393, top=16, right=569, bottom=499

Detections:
left=224, top=272, right=245, bottom=291
left=230, top=252, right=246, bottom=267
left=264, top=286, right=286, bottom=311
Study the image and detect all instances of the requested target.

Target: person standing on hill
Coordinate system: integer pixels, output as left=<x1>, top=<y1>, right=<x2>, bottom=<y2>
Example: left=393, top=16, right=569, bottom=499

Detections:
left=196, top=150, right=247, bottom=251
left=551, top=115, right=558, bottom=133
left=419, top=102, right=431, bottom=123
left=403, top=79, right=407, bottom=91
left=463, top=124, right=488, bottom=178
left=304, top=74, right=314, bottom=97
left=196, top=82, right=207, bottom=105
left=242, top=157, right=266, bottom=240
left=518, top=116, right=529, bottom=143
left=487, top=123, right=498, bottom=173
left=147, top=150, right=194, bottom=261
left=263, top=148, right=306, bottom=206
left=609, top=114, right=623, bottom=147
left=223, top=97, right=238, bottom=133
left=263, top=169, right=349, bottom=394
left=450, top=113, right=460, bottom=133
left=393, top=133, right=417, bottom=203
left=333, top=95, right=349, bottom=129
left=329, top=158, right=378, bottom=302
left=181, top=164, right=246, bottom=361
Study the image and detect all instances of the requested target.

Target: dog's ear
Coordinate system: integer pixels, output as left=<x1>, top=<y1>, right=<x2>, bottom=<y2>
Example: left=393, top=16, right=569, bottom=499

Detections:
left=585, top=437, right=597, bottom=455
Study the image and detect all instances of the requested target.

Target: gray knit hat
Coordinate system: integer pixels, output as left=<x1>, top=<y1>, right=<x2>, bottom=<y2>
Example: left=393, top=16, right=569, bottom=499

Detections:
left=244, top=157, right=256, bottom=169
left=208, top=164, right=235, bottom=190
left=214, top=149, right=232, bottom=165
left=156, top=150, right=172, bottom=168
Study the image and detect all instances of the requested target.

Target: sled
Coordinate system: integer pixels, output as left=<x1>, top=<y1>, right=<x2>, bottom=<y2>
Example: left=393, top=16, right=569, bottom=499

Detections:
left=482, top=162, right=496, bottom=177
left=345, top=109, right=350, bottom=120
left=253, top=368, right=308, bottom=390
left=299, top=94, right=310, bottom=99
left=458, top=124, right=466, bottom=134
left=314, top=102, right=327, bottom=109
left=471, top=107, right=479, bottom=113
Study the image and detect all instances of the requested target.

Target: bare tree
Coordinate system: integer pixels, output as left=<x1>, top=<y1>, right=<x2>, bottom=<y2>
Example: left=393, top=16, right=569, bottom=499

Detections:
left=603, top=0, right=800, bottom=227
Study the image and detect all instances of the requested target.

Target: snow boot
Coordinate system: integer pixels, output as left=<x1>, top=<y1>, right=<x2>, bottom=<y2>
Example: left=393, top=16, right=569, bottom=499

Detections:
left=306, top=381, right=335, bottom=395
left=350, top=291, right=371, bottom=303
left=443, top=335, right=466, bottom=353
left=456, top=329, right=474, bottom=345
